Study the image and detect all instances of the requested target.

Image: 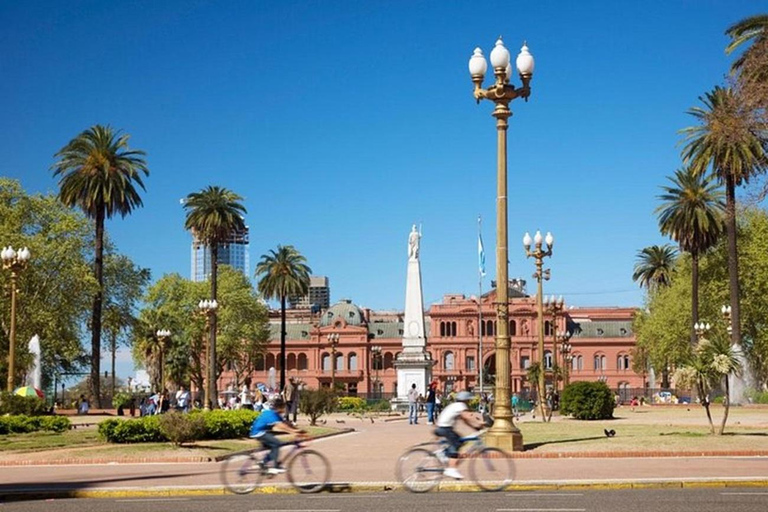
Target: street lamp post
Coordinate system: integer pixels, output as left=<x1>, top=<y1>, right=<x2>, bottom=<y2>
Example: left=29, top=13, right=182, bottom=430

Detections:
left=198, top=299, right=218, bottom=410
left=469, top=36, right=534, bottom=452
left=544, top=295, right=564, bottom=391
left=155, top=329, right=171, bottom=392
left=524, top=230, right=554, bottom=420
left=371, top=345, right=382, bottom=398
left=721, top=305, right=733, bottom=338
left=559, top=331, right=573, bottom=386
left=2, top=246, right=31, bottom=392
left=327, top=333, right=339, bottom=391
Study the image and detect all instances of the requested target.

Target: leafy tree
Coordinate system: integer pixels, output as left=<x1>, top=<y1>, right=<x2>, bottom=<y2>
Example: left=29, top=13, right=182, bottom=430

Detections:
left=183, top=186, right=246, bottom=408
left=726, top=14, right=768, bottom=114
left=656, top=167, right=725, bottom=344
left=680, top=87, right=768, bottom=348
left=51, top=125, right=149, bottom=406
left=299, top=387, right=337, bottom=426
left=0, top=179, right=96, bottom=389
left=632, top=245, right=677, bottom=290
left=255, top=245, right=311, bottom=390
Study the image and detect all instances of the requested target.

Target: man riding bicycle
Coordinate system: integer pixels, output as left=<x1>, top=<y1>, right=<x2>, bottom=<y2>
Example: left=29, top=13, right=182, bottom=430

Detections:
left=434, top=390, right=485, bottom=480
left=249, top=397, right=307, bottom=473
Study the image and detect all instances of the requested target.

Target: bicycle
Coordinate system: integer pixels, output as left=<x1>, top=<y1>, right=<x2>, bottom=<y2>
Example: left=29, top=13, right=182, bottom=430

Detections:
left=220, top=440, right=331, bottom=494
left=395, top=428, right=513, bottom=493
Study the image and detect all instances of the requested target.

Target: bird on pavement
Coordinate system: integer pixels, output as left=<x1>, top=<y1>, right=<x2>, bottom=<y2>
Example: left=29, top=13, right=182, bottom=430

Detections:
left=604, top=429, right=616, bottom=437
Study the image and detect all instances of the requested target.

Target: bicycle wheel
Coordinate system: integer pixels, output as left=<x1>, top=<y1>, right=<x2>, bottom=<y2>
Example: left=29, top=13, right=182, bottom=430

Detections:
left=287, top=448, right=330, bottom=493
left=221, top=453, right=264, bottom=494
left=468, top=447, right=513, bottom=492
left=395, top=448, right=443, bottom=493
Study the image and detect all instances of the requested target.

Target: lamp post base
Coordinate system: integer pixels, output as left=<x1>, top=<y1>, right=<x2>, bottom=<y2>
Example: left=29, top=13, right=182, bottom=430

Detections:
left=484, top=425, right=524, bottom=452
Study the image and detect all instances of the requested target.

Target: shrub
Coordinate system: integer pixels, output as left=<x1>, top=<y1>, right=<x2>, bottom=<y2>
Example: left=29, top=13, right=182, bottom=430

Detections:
left=98, top=418, right=121, bottom=440
left=158, top=412, right=206, bottom=446
left=746, top=390, right=768, bottom=404
left=197, top=409, right=258, bottom=439
left=300, top=388, right=337, bottom=425
left=560, top=381, right=615, bottom=420
left=0, top=414, right=71, bottom=434
left=367, top=399, right=392, bottom=412
left=102, top=415, right=165, bottom=443
left=337, top=396, right=366, bottom=411
left=0, top=392, right=48, bottom=416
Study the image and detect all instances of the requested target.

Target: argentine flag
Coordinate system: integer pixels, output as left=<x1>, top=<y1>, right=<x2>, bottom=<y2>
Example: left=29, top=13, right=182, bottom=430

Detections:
left=478, top=233, right=486, bottom=277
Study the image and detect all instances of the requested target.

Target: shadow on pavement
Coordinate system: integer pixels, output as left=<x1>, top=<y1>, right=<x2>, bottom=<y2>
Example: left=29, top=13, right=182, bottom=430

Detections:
left=524, top=436, right=605, bottom=450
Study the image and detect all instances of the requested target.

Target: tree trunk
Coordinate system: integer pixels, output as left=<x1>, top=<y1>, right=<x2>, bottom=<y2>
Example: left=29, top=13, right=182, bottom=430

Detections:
left=111, top=333, right=116, bottom=399
left=690, top=252, right=699, bottom=346
left=209, top=243, right=218, bottom=409
left=91, top=207, right=105, bottom=408
left=697, top=379, right=714, bottom=434
left=280, top=294, right=287, bottom=391
left=724, top=174, right=742, bottom=345
left=718, top=376, right=731, bottom=435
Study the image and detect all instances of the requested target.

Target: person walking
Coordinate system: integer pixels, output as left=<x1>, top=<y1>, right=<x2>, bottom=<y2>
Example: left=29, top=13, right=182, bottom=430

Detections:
left=175, top=385, right=191, bottom=412
left=426, top=381, right=437, bottom=425
left=282, top=376, right=299, bottom=424
left=408, top=383, right=420, bottom=425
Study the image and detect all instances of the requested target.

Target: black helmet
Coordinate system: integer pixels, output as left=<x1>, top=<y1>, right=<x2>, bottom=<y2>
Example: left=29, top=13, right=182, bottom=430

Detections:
left=272, top=397, right=286, bottom=408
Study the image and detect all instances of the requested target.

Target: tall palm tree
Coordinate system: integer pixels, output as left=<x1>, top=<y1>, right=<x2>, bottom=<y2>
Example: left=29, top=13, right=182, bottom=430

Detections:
left=632, top=245, right=678, bottom=290
left=51, top=125, right=148, bottom=406
left=656, top=167, right=725, bottom=344
left=255, top=245, right=311, bottom=390
left=726, top=14, right=768, bottom=76
left=680, top=86, right=768, bottom=346
left=183, top=186, right=246, bottom=408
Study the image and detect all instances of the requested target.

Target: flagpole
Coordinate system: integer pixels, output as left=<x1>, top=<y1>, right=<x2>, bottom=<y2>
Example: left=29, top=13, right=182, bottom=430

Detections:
left=478, top=215, right=484, bottom=396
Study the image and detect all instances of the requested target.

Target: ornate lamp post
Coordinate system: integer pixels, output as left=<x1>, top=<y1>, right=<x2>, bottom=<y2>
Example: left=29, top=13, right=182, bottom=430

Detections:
left=2, top=246, right=31, bottom=392
left=544, top=295, right=564, bottom=388
left=198, top=299, right=218, bottom=410
left=155, top=329, right=171, bottom=391
left=560, top=337, right=573, bottom=386
left=327, top=333, right=339, bottom=391
left=371, top=345, right=382, bottom=398
left=524, top=230, right=553, bottom=419
left=556, top=328, right=572, bottom=390
left=469, top=36, right=534, bottom=452
left=721, top=305, right=733, bottom=338
left=694, top=321, right=711, bottom=342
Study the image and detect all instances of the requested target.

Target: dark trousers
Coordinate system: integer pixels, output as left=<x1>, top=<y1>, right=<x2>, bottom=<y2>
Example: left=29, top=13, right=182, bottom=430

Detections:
left=434, top=426, right=462, bottom=458
left=285, top=399, right=298, bottom=422
left=258, top=432, right=282, bottom=468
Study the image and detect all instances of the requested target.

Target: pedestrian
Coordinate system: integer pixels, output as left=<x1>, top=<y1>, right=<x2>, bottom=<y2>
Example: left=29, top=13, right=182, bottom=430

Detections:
left=511, top=392, right=520, bottom=418
left=77, top=394, right=89, bottom=415
left=159, top=389, right=171, bottom=414
left=426, top=380, right=437, bottom=425
left=408, top=383, right=420, bottom=424
left=282, top=376, right=299, bottom=424
left=175, top=385, right=191, bottom=412
left=240, top=384, right=253, bottom=411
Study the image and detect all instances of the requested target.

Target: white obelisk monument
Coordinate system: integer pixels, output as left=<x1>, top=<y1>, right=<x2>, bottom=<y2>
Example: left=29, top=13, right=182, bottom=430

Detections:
left=395, top=224, right=433, bottom=404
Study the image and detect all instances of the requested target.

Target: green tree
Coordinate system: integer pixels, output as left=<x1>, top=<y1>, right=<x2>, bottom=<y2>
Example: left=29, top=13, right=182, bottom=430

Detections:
left=103, top=254, right=150, bottom=395
left=183, top=186, right=246, bottom=408
left=51, top=125, right=149, bottom=406
left=0, top=179, right=97, bottom=389
left=632, top=245, right=677, bottom=290
left=255, top=245, right=311, bottom=390
left=726, top=14, right=768, bottom=111
left=656, top=167, right=725, bottom=344
left=681, top=86, right=768, bottom=348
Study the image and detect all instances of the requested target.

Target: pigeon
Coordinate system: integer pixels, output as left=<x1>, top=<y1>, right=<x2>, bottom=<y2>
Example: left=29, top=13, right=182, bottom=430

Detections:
left=370, top=417, right=375, bottom=424
left=604, top=429, right=616, bottom=437
left=320, top=419, right=327, bottom=425
left=336, top=419, right=346, bottom=424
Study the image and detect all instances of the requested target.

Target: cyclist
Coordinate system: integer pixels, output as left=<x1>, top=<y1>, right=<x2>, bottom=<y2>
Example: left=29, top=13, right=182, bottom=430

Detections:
left=249, top=397, right=307, bottom=474
left=434, top=390, right=485, bottom=480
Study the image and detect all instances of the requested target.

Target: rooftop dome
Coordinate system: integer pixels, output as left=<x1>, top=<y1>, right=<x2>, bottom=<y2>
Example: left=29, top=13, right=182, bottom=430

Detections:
left=320, top=299, right=367, bottom=327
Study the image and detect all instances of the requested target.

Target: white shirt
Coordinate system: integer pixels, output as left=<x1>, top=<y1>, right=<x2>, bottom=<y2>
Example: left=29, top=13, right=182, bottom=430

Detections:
left=436, top=401, right=468, bottom=428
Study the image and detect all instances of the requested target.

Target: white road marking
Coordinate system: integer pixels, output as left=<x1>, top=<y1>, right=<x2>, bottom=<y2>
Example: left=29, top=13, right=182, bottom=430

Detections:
left=116, top=498, right=191, bottom=502
left=507, top=493, right=584, bottom=497
left=721, top=492, right=768, bottom=495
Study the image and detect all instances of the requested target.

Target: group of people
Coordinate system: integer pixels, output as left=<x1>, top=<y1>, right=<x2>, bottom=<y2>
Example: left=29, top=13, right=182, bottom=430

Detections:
left=407, top=380, right=450, bottom=425
left=139, top=386, right=192, bottom=415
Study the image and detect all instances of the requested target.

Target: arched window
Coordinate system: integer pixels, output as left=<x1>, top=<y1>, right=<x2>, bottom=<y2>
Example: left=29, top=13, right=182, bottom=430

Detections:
left=481, top=321, right=486, bottom=336
left=384, top=352, right=394, bottom=369
left=451, top=322, right=457, bottom=337
left=486, top=320, right=494, bottom=336
left=255, top=353, right=265, bottom=371
left=266, top=353, right=275, bottom=370
left=440, top=322, right=446, bottom=337
left=544, top=321, right=551, bottom=336
left=444, top=351, right=455, bottom=370
left=348, top=352, right=358, bottom=371
left=544, top=350, right=553, bottom=370
left=509, top=320, right=517, bottom=336
left=321, top=353, right=331, bottom=372
left=623, top=355, right=630, bottom=370
left=287, top=353, right=297, bottom=371
left=602, top=355, right=607, bottom=370
left=298, top=353, right=308, bottom=371
left=572, top=354, right=583, bottom=371
left=334, top=352, right=343, bottom=371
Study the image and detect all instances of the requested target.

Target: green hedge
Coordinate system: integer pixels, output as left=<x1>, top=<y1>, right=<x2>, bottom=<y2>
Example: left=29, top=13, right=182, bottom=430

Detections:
left=560, top=381, right=615, bottom=420
left=0, top=415, right=71, bottom=435
left=98, top=409, right=259, bottom=443
left=337, top=396, right=366, bottom=411
left=0, top=392, right=49, bottom=416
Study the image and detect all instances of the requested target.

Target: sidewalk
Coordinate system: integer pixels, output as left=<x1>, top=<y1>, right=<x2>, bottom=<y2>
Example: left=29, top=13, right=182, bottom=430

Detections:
left=2, top=415, right=768, bottom=499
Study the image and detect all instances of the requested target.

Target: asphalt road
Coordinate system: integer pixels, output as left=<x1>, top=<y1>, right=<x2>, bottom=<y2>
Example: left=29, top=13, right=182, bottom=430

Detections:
left=4, top=488, right=768, bottom=512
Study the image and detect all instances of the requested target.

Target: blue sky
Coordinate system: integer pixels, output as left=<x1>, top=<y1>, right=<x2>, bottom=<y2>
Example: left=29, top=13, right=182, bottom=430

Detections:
left=1, top=2, right=761, bottom=376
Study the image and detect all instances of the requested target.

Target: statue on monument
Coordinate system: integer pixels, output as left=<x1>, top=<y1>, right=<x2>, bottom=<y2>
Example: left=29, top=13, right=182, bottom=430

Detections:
left=408, top=224, right=421, bottom=260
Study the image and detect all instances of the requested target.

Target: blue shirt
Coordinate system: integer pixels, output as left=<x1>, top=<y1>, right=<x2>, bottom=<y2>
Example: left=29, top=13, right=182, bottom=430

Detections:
left=249, top=409, right=281, bottom=438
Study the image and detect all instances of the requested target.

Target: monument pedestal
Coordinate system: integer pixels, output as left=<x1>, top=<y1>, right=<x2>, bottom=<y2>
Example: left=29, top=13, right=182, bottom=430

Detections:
left=393, top=351, right=434, bottom=411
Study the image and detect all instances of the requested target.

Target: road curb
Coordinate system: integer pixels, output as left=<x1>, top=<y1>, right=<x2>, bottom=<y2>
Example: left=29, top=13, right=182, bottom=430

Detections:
left=3, top=478, right=768, bottom=501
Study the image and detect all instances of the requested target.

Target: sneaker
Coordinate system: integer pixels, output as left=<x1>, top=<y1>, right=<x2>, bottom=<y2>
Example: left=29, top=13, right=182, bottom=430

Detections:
left=427, top=422, right=434, bottom=425
left=435, top=450, right=449, bottom=464
left=266, top=467, right=287, bottom=475
left=443, top=468, right=464, bottom=480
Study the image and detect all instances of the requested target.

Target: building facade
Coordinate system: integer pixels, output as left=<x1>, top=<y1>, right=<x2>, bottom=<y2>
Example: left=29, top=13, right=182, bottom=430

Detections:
left=217, top=288, right=643, bottom=399
left=288, top=276, right=331, bottom=310
left=191, top=227, right=250, bottom=282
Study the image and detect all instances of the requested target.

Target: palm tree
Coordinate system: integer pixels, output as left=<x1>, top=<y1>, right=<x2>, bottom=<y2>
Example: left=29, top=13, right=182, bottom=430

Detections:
left=632, top=245, right=678, bottom=290
left=51, top=125, right=148, bottom=406
left=680, top=86, right=768, bottom=346
left=183, top=186, right=246, bottom=408
left=726, top=14, right=768, bottom=80
left=656, top=167, right=725, bottom=344
left=255, top=245, right=311, bottom=390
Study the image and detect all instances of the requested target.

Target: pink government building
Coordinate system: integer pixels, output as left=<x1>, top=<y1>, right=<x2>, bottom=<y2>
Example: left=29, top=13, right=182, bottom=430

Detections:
left=218, top=283, right=645, bottom=400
